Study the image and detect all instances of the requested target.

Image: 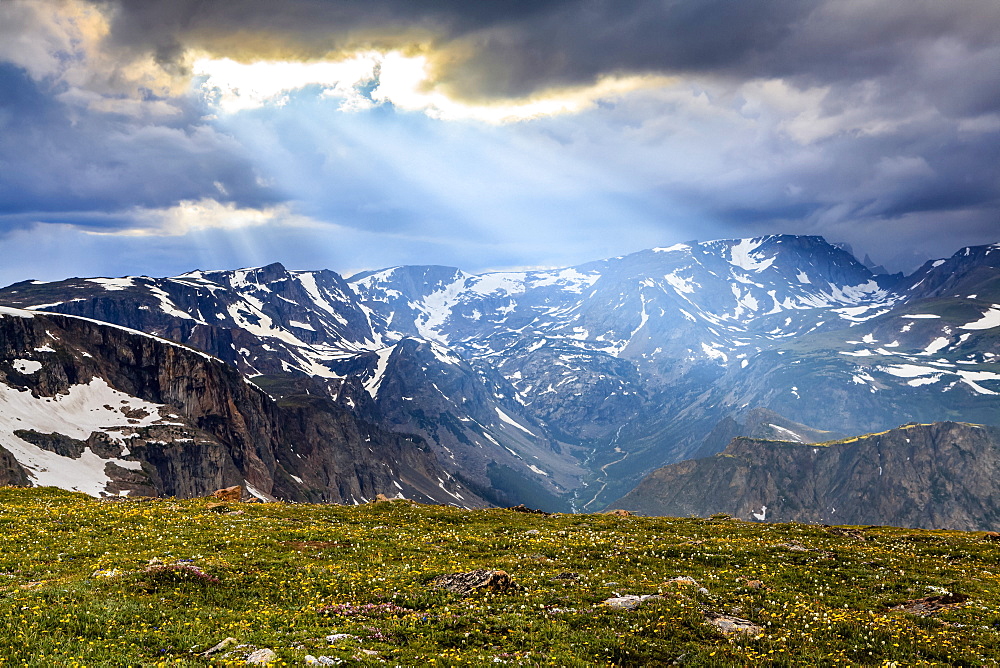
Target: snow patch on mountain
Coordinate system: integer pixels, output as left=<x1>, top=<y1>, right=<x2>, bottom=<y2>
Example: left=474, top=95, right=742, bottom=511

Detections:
left=293, top=272, right=349, bottom=326
left=960, top=306, right=1000, bottom=331
left=729, top=238, right=776, bottom=273
left=0, top=306, right=35, bottom=319
left=921, top=337, right=951, bottom=356
left=528, top=268, right=600, bottom=293
left=13, top=359, right=42, bottom=374
left=958, top=371, right=1000, bottom=395
left=701, top=342, right=728, bottom=362
left=168, top=273, right=226, bottom=293
left=228, top=267, right=270, bottom=290
left=147, top=284, right=200, bottom=322
left=664, top=271, right=696, bottom=294
left=414, top=275, right=469, bottom=342
left=834, top=305, right=887, bottom=322
left=768, top=423, right=805, bottom=442
left=0, top=377, right=166, bottom=495
left=653, top=243, right=692, bottom=253
left=495, top=406, right=536, bottom=437
left=364, top=346, right=396, bottom=398
left=468, top=273, right=526, bottom=296
left=87, top=277, right=134, bottom=291
left=429, top=342, right=462, bottom=366
left=875, top=362, right=1000, bottom=395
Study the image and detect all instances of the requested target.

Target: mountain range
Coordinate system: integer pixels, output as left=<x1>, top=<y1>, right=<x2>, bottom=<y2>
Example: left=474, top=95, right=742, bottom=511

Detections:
left=0, top=234, right=997, bottom=513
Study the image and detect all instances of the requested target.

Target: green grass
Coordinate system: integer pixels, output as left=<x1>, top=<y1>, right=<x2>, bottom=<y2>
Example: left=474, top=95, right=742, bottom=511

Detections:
left=2, top=487, right=1000, bottom=666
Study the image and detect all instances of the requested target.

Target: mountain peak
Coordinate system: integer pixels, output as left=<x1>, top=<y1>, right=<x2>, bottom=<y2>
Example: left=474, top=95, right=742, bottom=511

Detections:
left=237, top=261, right=289, bottom=284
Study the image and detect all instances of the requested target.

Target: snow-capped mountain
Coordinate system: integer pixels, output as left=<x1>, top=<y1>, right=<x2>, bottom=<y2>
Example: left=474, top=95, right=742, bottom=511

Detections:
left=353, top=236, right=897, bottom=371
left=351, top=236, right=902, bottom=446
left=1, top=262, right=385, bottom=377
left=1, top=235, right=997, bottom=509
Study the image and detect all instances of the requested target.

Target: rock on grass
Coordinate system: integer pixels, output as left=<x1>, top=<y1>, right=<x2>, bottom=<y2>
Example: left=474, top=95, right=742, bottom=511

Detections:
left=430, top=569, right=518, bottom=595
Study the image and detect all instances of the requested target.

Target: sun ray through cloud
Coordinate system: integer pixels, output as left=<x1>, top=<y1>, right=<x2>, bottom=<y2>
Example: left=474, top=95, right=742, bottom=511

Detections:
left=0, top=0, right=996, bottom=281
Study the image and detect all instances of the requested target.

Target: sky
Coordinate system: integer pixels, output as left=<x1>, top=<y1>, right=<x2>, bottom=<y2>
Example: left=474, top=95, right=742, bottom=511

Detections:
left=0, top=0, right=998, bottom=285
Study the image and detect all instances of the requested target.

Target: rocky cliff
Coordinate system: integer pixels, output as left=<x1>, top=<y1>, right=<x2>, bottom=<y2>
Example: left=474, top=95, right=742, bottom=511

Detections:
left=0, top=308, right=479, bottom=505
left=616, top=421, right=1000, bottom=530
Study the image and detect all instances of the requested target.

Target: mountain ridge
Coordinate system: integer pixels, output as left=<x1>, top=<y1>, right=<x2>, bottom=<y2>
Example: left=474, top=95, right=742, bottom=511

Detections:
left=615, top=421, right=1000, bottom=531
left=0, top=307, right=480, bottom=505
left=1, top=235, right=997, bottom=509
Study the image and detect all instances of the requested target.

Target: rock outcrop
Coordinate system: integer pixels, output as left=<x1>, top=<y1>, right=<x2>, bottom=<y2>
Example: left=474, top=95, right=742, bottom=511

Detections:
left=0, top=444, right=30, bottom=487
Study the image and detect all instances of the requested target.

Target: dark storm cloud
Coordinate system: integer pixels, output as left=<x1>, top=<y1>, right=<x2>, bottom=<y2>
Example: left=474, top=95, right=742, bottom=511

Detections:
left=92, top=1, right=1000, bottom=103
left=85, top=0, right=1000, bottom=244
left=453, top=0, right=1000, bottom=103
left=436, top=0, right=814, bottom=98
left=95, top=0, right=810, bottom=96
left=100, top=0, right=578, bottom=71
left=0, top=62, right=278, bottom=228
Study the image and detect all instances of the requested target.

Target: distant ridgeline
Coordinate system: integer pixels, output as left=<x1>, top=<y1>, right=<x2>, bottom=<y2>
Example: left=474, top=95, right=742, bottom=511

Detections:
left=0, top=235, right=997, bottom=521
left=616, top=421, right=1000, bottom=531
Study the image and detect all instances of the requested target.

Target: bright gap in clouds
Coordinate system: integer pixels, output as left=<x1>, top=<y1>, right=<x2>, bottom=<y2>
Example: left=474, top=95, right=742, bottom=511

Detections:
left=193, top=54, right=381, bottom=113
left=193, top=52, right=668, bottom=123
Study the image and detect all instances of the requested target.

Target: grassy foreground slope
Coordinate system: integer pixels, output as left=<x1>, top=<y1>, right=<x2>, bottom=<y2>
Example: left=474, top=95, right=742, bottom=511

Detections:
left=1, top=488, right=1000, bottom=666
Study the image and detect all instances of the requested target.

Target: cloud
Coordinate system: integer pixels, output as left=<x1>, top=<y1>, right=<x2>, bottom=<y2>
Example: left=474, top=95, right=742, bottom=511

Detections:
left=195, top=51, right=670, bottom=122
left=0, top=58, right=278, bottom=225
left=0, top=0, right=107, bottom=81
left=91, top=0, right=808, bottom=99
left=0, top=0, right=190, bottom=112
left=0, top=0, right=998, bottom=279
left=93, top=1, right=1000, bottom=101
left=91, top=199, right=308, bottom=236
left=193, top=54, right=382, bottom=113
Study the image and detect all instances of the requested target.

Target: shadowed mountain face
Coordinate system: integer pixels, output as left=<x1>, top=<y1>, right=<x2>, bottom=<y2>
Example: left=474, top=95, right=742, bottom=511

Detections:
left=0, top=308, right=480, bottom=505
left=615, top=421, right=1000, bottom=531
left=0, top=235, right=997, bottom=508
